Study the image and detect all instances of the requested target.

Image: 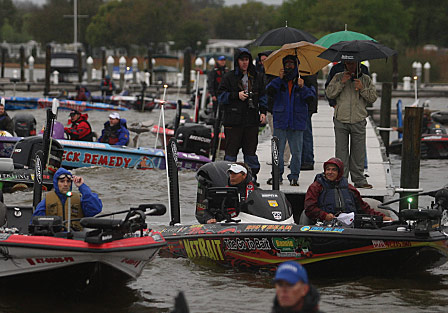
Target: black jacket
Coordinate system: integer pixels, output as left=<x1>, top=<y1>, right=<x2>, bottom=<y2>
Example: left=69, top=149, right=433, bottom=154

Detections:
left=217, top=48, right=267, bottom=127
left=207, top=66, right=227, bottom=98
left=271, top=285, right=322, bottom=313
left=303, top=75, right=318, bottom=114
left=0, top=112, right=14, bottom=135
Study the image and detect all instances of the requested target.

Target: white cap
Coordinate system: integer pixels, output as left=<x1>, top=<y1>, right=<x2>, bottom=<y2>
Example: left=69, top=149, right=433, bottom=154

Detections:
left=227, top=163, right=247, bottom=175
left=109, top=112, right=120, bottom=119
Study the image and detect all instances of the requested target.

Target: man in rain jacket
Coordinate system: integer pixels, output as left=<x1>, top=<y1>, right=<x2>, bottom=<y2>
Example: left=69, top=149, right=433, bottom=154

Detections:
left=98, top=112, right=130, bottom=146
left=64, top=110, right=94, bottom=141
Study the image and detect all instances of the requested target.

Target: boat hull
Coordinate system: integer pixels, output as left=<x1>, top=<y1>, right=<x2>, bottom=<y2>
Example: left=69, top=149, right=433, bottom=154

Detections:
left=159, top=223, right=448, bottom=275
left=389, top=135, right=448, bottom=158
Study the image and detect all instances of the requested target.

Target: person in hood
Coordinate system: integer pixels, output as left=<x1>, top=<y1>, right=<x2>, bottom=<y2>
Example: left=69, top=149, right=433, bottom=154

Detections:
left=304, top=157, right=392, bottom=222
left=207, top=55, right=228, bottom=117
left=64, top=110, right=94, bottom=141
left=32, top=168, right=102, bottom=230
left=98, top=112, right=130, bottom=146
left=203, top=162, right=257, bottom=224
left=217, top=48, right=267, bottom=185
left=266, top=55, right=316, bottom=186
left=0, top=102, right=14, bottom=135
left=272, top=261, right=322, bottom=313
left=326, top=60, right=377, bottom=189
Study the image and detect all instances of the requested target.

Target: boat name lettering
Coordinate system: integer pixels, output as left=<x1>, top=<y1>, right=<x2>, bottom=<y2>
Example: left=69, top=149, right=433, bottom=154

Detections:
left=26, top=257, right=75, bottom=265
left=245, top=225, right=293, bottom=232
left=121, top=258, right=142, bottom=267
left=372, top=240, right=411, bottom=249
left=182, top=238, right=224, bottom=261
left=223, top=237, right=271, bottom=251
left=63, top=150, right=132, bottom=168
left=300, top=226, right=344, bottom=233
left=188, top=135, right=211, bottom=144
left=261, top=194, right=278, bottom=198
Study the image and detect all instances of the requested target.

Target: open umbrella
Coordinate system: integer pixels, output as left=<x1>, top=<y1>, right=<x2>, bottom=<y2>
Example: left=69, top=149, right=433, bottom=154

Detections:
left=318, top=40, right=397, bottom=63
left=315, top=30, right=376, bottom=48
left=263, top=41, right=329, bottom=77
left=251, top=23, right=317, bottom=46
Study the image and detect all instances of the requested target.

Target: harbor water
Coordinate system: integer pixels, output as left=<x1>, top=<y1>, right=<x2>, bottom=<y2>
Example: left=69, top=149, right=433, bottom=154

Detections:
left=0, top=93, right=447, bottom=312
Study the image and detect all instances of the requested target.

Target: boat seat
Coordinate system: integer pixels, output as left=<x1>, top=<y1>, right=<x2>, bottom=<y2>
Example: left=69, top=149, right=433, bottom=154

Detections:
left=299, top=210, right=314, bottom=225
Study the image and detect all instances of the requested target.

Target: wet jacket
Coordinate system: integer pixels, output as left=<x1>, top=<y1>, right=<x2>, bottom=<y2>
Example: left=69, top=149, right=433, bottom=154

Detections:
left=326, top=72, right=377, bottom=124
left=266, top=76, right=316, bottom=130
left=271, top=284, right=322, bottom=313
left=207, top=65, right=227, bottom=98
left=64, top=114, right=94, bottom=141
left=33, top=168, right=103, bottom=223
left=217, top=48, right=267, bottom=127
left=304, top=158, right=385, bottom=221
left=303, top=75, right=318, bottom=114
left=98, top=118, right=130, bottom=146
left=0, top=112, right=14, bottom=135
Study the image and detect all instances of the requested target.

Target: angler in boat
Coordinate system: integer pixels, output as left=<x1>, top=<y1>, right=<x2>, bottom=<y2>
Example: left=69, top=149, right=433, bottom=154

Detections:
left=303, top=157, right=393, bottom=223
left=98, top=112, right=130, bottom=146
left=64, top=109, right=94, bottom=141
left=32, top=168, right=102, bottom=230
left=0, top=101, right=14, bottom=135
left=199, top=162, right=259, bottom=224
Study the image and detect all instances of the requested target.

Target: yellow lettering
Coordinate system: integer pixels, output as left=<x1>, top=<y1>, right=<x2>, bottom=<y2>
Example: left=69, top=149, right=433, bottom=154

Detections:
left=206, top=240, right=216, bottom=260
left=183, top=240, right=193, bottom=258
left=198, top=238, right=208, bottom=258
left=213, top=240, right=224, bottom=261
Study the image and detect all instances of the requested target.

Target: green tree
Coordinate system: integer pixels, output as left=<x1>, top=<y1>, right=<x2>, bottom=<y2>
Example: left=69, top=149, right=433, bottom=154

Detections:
left=0, top=0, right=17, bottom=40
left=172, top=20, right=208, bottom=51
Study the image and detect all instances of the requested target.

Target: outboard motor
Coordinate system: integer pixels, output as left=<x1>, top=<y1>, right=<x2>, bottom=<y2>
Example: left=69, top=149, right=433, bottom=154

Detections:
left=195, top=161, right=233, bottom=223
left=12, top=136, right=63, bottom=171
left=175, top=124, right=212, bottom=157
left=12, top=112, right=37, bottom=137
left=243, top=190, right=292, bottom=222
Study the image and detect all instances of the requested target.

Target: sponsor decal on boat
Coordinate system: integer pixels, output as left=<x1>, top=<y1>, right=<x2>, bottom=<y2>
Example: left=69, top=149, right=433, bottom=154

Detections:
left=63, top=150, right=132, bottom=168
left=26, top=257, right=75, bottom=265
left=300, top=226, right=344, bottom=233
left=223, top=237, right=271, bottom=251
left=372, top=240, right=412, bottom=249
left=244, top=225, right=294, bottom=232
left=183, top=238, right=224, bottom=260
left=268, top=200, right=279, bottom=207
left=121, top=258, right=142, bottom=268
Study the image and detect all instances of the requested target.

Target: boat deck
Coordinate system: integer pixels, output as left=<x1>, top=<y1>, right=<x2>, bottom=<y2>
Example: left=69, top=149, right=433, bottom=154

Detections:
left=256, top=101, right=395, bottom=199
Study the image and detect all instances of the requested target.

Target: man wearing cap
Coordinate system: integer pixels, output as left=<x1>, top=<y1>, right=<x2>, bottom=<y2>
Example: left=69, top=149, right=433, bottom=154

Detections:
left=217, top=48, right=267, bottom=185
left=203, top=162, right=257, bottom=224
left=0, top=102, right=14, bottom=135
left=64, top=110, right=94, bottom=141
left=33, top=168, right=102, bottom=230
left=272, top=261, right=321, bottom=313
left=98, top=112, right=130, bottom=146
left=266, top=55, right=316, bottom=186
left=207, top=55, right=228, bottom=118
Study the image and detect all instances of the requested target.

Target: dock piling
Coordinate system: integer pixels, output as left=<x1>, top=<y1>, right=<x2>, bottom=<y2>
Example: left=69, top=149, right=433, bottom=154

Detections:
left=379, top=82, right=392, bottom=151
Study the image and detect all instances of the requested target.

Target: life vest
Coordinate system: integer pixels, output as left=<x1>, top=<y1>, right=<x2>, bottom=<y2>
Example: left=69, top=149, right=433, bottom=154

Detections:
left=71, top=118, right=94, bottom=141
left=45, top=191, right=84, bottom=230
left=99, top=124, right=120, bottom=145
left=316, top=174, right=357, bottom=214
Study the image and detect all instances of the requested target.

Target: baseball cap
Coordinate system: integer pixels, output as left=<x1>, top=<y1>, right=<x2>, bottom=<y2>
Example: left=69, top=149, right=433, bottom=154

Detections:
left=217, top=56, right=226, bottom=61
left=109, top=112, right=120, bottom=119
left=69, top=110, right=80, bottom=116
left=274, top=261, right=308, bottom=285
left=227, top=163, right=247, bottom=175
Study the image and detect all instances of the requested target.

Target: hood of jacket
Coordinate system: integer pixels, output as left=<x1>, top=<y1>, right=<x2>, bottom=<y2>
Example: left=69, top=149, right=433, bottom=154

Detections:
left=323, top=157, right=344, bottom=182
left=234, top=48, right=256, bottom=76
left=52, top=167, right=73, bottom=197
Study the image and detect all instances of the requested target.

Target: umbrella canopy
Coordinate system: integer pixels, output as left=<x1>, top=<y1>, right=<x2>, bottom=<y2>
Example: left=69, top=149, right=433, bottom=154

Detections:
left=318, top=40, right=397, bottom=63
left=315, top=30, right=376, bottom=48
left=263, top=41, right=329, bottom=76
left=251, top=26, right=317, bottom=46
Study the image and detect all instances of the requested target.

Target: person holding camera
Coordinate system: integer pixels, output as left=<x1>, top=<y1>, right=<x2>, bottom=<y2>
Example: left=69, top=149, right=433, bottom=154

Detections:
left=266, top=55, right=316, bottom=186
left=326, top=60, right=377, bottom=189
left=217, top=48, right=267, bottom=185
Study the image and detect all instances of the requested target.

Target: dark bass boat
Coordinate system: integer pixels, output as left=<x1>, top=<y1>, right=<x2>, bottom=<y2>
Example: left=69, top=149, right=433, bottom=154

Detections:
left=0, top=203, right=166, bottom=287
left=388, top=122, right=448, bottom=158
left=159, top=153, right=448, bottom=276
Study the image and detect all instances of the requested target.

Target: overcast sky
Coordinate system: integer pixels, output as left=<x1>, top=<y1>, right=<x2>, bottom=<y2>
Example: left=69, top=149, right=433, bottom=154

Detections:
left=14, top=0, right=284, bottom=7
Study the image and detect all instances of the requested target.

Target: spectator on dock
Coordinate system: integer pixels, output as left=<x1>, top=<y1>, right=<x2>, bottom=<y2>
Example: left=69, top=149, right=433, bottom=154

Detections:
left=100, top=75, right=116, bottom=96
left=301, top=74, right=318, bottom=171
left=217, top=48, right=267, bottom=185
left=272, top=261, right=322, bottom=313
left=98, top=112, right=130, bottom=146
left=326, top=60, right=376, bottom=189
left=32, top=168, right=103, bottom=231
left=0, top=102, right=14, bottom=135
left=64, top=110, right=94, bottom=142
left=203, top=162, right=258, bottom=224
left=266, top=55, right=316, bottom=186
left=207, top=55, right=228, bottom=118
left=304, top=157, right=393, bottom=223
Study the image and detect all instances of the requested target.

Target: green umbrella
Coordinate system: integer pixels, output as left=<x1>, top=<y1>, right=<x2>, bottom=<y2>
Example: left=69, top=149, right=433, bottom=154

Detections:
left=315, top=30, right=376, bottom=48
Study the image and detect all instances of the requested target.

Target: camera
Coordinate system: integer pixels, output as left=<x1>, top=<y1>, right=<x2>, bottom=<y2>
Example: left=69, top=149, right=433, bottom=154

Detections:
left=350, top=73, right=355, bottom=81
left=245, top=91, right=256, bottom=109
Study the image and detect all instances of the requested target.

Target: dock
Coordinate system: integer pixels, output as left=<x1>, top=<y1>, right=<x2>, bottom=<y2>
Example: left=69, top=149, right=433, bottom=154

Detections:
left=256, top=100, right=395, bottom=213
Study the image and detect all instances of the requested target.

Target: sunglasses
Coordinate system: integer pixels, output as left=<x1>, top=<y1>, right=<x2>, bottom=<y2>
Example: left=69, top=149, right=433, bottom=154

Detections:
left=58, top=174, right=73, bottom=181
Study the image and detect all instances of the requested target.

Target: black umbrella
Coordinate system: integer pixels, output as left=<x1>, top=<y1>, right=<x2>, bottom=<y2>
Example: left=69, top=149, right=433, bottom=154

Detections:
left=318, top=40, right=397, bottom=62
left=251, top=25, right=317, bottom=46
